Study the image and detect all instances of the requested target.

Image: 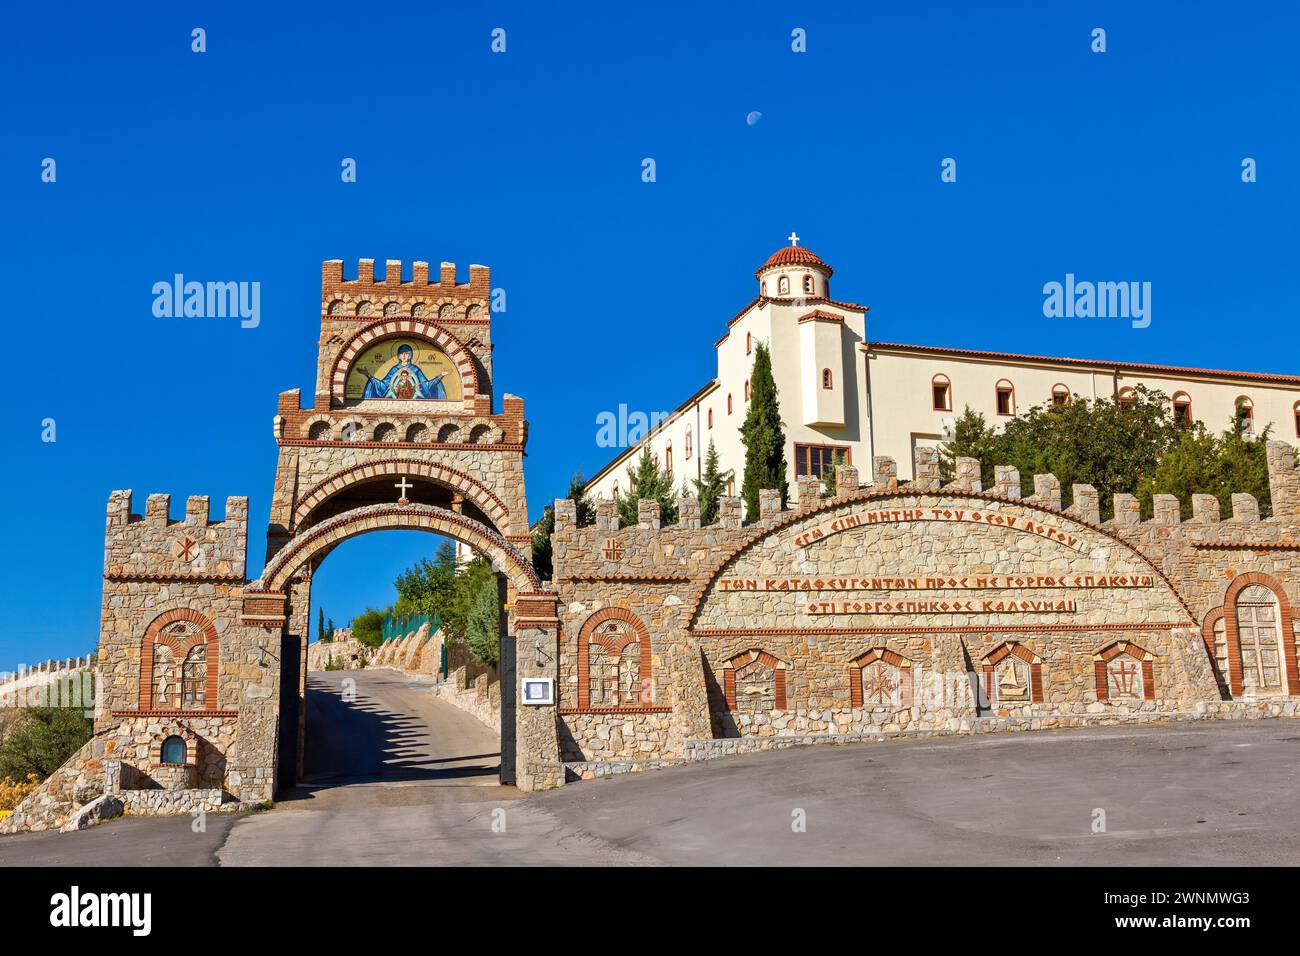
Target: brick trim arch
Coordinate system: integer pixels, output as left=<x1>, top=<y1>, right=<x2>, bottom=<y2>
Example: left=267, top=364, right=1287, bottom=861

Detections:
left=252, top=502, right=539, bottom=595
left=848, top=647, right=914, bottom=708
left=292, top=457, right=513, bottom=534
left=721, top=649, right=788, bottom=711
left=329, top=318, right=480, bottom=403
left=684, top=488, right=1197, bottom=629
left=1222, top=572, right=1299, bottom=697
left=1092, top=641, right=1156, bottom=701
left=981, top=642, right=1043, bottom=704
left=575, top=607, right=653, bottom=709
left=139, top=608, right=220, bottom=711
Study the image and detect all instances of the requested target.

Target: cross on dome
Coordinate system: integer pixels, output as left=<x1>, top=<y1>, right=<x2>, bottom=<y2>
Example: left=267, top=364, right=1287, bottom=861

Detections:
left=788, top=231, right=800, bottom=246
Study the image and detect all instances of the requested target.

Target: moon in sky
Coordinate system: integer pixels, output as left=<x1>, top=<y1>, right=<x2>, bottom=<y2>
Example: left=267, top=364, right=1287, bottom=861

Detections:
left=746, top=111, right=762, bottom=126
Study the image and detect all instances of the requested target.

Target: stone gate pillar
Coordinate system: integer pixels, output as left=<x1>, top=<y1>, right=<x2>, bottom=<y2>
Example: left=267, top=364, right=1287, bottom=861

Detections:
left=509, top=592, right=564, bottom=790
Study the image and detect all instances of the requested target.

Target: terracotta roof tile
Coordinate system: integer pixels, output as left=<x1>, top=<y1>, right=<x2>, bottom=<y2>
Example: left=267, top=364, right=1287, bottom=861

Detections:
left=756, top=245, right=833, bottom=278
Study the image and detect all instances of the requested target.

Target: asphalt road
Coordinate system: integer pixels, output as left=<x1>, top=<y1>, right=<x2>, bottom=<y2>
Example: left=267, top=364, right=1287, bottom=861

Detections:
left=2, top=668, right=1299, bottom=866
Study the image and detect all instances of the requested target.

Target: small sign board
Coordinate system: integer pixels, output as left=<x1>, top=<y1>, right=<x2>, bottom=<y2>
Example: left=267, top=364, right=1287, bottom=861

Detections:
left=521, top=677, right=555, bottom=706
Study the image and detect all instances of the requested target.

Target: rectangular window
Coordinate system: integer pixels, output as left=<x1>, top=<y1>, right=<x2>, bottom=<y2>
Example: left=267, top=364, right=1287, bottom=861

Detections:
left=996, top=388, right=1013, bottom=416
left=932, top=384, right=950, bottom=410
left=1174, top=401, right=1192, bottom=425
left=794, top=443, right=850, bottom=478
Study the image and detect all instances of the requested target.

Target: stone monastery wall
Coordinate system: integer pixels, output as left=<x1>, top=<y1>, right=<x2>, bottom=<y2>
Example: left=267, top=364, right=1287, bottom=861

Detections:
left=548, top=444, right=1300, bottom=775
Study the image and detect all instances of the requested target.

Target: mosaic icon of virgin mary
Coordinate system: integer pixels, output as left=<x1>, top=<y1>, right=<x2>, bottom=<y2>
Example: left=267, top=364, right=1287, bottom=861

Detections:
left=361, top=343, right=447, bottom=399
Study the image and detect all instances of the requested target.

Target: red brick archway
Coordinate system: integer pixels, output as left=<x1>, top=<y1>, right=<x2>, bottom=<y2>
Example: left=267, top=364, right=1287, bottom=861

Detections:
left=1221, top=572, right=1299, bottom=697
left=291, top=457, right=514, bottom=535
left=250, top=502, right=539, bottom=601
left=575, top=607, right=653, bottom=709
left=329, top=318, right=480, bottom=402
left=138, top=608, right=220, bottom=712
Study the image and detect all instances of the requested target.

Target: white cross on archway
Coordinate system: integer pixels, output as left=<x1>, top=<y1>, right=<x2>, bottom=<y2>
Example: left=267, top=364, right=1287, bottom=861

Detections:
left=395, top=476, right=413, bottom=501
left=787, top=231, right=800, bottom=246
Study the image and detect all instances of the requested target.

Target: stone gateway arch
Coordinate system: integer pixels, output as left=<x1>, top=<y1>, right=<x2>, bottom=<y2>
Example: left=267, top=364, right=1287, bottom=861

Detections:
left=6, top=255, right=1300, bottom=832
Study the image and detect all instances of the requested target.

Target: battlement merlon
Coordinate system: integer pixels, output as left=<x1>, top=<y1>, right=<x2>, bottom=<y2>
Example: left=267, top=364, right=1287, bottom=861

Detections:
left=102, top=490, right=249, bottom=580
left=321, top=259, right=491, bottom=301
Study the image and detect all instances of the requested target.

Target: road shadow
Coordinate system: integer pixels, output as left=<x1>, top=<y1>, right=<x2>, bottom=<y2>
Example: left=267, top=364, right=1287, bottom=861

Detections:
left=278, top=673, right=501, bottom=804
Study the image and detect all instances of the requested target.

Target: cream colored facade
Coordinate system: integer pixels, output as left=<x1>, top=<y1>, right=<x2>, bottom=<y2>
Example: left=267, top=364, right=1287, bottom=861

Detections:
left=586, top=241, right=1300, bottom=497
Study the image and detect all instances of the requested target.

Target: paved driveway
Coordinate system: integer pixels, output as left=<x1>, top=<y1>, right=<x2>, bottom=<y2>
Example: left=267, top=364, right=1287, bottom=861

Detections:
left=3, top=669, right=1298, bottom=866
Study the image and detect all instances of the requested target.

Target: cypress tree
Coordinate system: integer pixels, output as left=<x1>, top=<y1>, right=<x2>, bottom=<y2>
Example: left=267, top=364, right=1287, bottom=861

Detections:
left=739, top=341, right=788, bottom=521
left=616, top=446, right=678, bottom=526
left=692, top=439, right=731, bottom=525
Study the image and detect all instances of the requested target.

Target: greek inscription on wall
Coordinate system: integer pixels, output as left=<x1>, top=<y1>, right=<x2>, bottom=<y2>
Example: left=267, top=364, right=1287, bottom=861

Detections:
left=719, top=574, right=1154, bottom=592
left=806, top=598, right=1078, bottom=615
left=790, top=508, right=1085, bottom=551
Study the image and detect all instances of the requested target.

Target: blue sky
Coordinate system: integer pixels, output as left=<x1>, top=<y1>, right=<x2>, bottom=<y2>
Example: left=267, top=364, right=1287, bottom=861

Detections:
left=2, top=2, right=1296, bottom=663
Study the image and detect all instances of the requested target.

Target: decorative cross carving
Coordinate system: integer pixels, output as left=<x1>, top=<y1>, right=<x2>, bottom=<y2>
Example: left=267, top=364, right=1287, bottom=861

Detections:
left=177, top=538, right=197, bottom=562
left=395, top=476, right=413, bottom=503
left=787, top=231, right=800, bottom=246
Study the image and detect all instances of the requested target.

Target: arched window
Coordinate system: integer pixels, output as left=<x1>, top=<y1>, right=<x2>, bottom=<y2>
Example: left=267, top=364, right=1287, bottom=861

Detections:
left=746, top=332, right=752, bottom=355
left=1236, top=396, right=1255, bottom=436
left=1052, top=384, right=1070, bottom=406
left=664, top=442, right=673, bottom=474
left=1172, top=392, right=1192, bottom=424
left=932, top=374, right=952, bottom=411
left=760, top=280, right=767, bottom=296
left=685, top=426, right=693, bottom=460
left=822, top=368, right=833, bottom=389
left=1094, top=642, right=1155, bottom=701
left=1236, top=584, right=1283, bottom=692
left=578, top=610, right=653, bottom=709
left=355, top=300, right=373, bottom=316
left=744, top=380, right=751, bottom=401
left=307, top=420, right=332, bottom=441
left=728, top=394, right=733, bottom=415
left=995, top=380, right=1015, bottom=416
left=1117, top=387, right=1137, bottom=409
left=778, top=275, right=789, bottom=296
left=160, top=735, right=187, bottom=765
left=708, top=408, right=714, bottom=429
left=723, top=650, right=788, bottom=713
left=327, top=299, right=343, bottom=315
left=1294, top=401, right=1300, bottom=438
left=140, top=609, right=219, bottom=712
left=180, top=644, right=207, bottom=709
left=803, top=274, right=814, bottom=294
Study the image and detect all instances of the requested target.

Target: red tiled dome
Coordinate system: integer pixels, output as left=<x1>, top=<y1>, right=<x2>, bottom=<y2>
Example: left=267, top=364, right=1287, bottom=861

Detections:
left=756, top=244, right=833, bottom=278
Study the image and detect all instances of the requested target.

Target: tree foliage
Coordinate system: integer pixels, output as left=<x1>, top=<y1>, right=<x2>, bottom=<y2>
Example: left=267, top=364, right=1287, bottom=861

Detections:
left=392, top=542, right=502, bottom=667
left=940, top=387, right=1272, bottom=519
left=0, top=706, right=94, bottom=781
left=532, top=473, right=595, bottom=580
left=940, top=386, right=1183, bottom=517
left=350, top=607, right=386, bottom=648
left=616, top=446, right=679, bottom=526
left=739, top=342, right=788, bottom=521
left=692, top=440, right=732, bottom=525
left=1139, top=419, right=1273, bottom=518
left=394, top=540, right=459, bottom=618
